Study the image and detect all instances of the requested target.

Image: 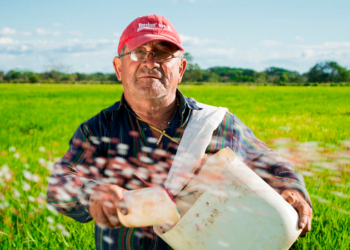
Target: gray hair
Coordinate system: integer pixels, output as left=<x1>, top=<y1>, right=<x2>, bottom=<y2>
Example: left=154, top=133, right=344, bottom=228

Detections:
left=119, top=45, right=126, bottom=56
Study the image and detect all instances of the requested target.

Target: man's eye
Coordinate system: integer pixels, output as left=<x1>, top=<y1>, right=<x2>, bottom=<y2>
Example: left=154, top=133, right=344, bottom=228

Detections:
left=156, top=51, right=171, bottom=57
left=134, top=50, right=147, bottom=55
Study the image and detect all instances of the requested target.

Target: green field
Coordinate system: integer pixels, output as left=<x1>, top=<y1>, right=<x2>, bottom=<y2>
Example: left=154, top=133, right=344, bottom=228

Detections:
left=0, top=84, right=349, bottom=249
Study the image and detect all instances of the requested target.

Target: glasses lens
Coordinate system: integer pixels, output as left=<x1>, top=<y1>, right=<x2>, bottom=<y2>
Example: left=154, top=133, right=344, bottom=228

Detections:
left=131, top=50, right=148, bottom=62
left=130, top=50, right=174, bottom=62
left=154, top=51, right=172, bottom=62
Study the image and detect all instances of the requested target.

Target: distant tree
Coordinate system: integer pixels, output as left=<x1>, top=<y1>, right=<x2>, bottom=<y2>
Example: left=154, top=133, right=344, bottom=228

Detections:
left=48, top=70, right=63, bottom=82
left=108, top=73, right=120, bottom=83
left=90, top=72, right=108, bottom=82
left=60, top=73, right=77, bottom=82
left=184, top=52, right=193, bottom=64
left=76, top=73, right=89, bottom=81
left=265, top=67, right=290, bottom=76
left=265, top=67, right=305, bottom=84
left=4, top=70, right=22, bottom=82
left=182, top=63, right=203, bottom=82
left=2, top=60, right=348, bottom=85
left=307, top=61, right=350, bottom=82
left=202, top=70, right=221, bottom=83
left=208, top=67, right=259, bottom=83
left=181, top=52, right=203, bottom=82
left=254, top=72, right=267, bottom=83
left=29, top=73, right=41, bottom=83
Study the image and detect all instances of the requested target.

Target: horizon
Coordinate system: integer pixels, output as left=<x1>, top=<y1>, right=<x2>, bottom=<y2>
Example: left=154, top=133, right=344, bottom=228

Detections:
left=1, top=0, right=350, bottom=74
left=1, top=63, right=332, bottom=75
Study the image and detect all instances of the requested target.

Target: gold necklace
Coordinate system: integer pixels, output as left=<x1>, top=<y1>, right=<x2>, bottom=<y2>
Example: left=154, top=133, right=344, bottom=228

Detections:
left=156, top=121, right=170, bottom=146
left=136, top=117, right=179, bottom=145
left=136, top=99, right=180, bottom=146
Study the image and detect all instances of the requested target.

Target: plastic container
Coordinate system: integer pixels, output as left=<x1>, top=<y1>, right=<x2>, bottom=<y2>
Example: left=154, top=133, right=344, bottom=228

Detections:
left=117, top=187, right=180, bottom=228
left=154, top=148, right=302, bottom=250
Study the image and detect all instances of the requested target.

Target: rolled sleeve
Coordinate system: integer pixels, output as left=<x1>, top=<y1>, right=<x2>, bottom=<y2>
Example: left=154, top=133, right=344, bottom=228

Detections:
left=230, top=113, right=312, bottom=208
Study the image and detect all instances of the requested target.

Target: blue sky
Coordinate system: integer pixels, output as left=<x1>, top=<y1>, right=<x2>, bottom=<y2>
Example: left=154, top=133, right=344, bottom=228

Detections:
left=1, top=0, right=349, bottom=73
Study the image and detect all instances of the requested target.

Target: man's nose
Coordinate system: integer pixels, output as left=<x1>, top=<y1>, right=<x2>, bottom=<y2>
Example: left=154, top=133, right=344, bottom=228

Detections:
left=144, top=52, right=159, bottom=68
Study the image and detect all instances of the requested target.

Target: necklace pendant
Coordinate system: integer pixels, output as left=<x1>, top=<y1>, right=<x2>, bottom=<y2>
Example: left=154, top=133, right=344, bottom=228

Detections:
left=156, top=134, right=164, bottom=146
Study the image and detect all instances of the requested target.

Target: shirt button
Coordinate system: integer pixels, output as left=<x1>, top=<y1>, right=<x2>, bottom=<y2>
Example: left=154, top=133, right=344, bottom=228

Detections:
left=143, top=128, right=147, bottom=131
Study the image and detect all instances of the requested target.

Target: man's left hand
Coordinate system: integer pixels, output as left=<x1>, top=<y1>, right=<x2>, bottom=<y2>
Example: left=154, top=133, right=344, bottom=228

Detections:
left=281, top=189, right=312, bottom=237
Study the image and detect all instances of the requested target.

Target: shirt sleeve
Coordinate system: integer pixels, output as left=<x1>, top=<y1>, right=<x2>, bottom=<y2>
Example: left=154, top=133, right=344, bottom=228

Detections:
left=46, top=123, right=102, bottom=223
left=209, top=112, right=312, bottom=208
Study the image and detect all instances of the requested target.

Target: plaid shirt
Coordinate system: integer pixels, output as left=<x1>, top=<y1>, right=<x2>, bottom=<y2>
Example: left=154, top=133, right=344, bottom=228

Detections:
left=47, top=89, right=311, bottom=250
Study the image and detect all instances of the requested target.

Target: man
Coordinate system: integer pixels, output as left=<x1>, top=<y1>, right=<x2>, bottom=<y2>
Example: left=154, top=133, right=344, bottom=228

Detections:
left=47, top=14, right=312, bottom=250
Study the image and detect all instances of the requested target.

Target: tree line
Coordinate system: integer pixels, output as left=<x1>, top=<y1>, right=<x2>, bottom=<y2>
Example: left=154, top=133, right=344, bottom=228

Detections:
left=1, top=54, right=350, bottom=85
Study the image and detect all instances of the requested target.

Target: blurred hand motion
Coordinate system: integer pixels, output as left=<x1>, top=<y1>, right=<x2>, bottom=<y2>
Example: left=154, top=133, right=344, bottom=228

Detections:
left=89, top=184, right=127, bottom=228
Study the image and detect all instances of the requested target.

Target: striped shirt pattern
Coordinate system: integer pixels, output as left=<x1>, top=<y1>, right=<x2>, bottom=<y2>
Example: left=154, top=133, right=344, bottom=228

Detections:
left=47, top=90, right=311, bottom=250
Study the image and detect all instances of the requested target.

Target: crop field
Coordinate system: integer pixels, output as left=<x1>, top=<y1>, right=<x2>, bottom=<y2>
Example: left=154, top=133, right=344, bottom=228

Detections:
left=0, top=84, right=349, bottom=249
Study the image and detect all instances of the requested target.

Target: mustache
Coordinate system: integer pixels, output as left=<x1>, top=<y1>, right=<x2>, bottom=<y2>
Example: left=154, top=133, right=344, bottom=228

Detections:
left=137, top=68, right=163, bottom=78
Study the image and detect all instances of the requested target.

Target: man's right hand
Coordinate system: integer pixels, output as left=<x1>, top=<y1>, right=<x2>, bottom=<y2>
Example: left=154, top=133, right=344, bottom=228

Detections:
left=89, top=184, right=128, bottom=228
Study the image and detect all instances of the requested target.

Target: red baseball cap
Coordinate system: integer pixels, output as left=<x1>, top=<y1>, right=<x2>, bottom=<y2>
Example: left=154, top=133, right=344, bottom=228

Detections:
left=118, top=14, right=184, bottom=54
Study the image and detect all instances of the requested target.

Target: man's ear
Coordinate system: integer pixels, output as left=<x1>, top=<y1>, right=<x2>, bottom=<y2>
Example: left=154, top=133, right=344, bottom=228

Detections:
left=178, top=59, right=187, bottom=83
left=113, top=57, right=122, bottom=81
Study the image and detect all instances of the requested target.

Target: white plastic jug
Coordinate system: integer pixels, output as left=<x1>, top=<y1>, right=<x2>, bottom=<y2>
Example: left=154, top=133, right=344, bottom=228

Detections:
left=154, top=148, right=302, bottom=250
left=117, top=187, right=180, bottom=228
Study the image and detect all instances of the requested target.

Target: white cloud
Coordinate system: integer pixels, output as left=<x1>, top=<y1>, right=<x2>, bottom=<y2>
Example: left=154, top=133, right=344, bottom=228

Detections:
left=0, top=37, right=119, bottom=56
left=0, top=27, right=32, bottom=36
left=182, top=39, right=350, bottom=73
left=0, top=37, right=120, bottom=72
left=21, top=32, right=32, bottom=36
left=291, top=41, right=350, bottom=50
left=36, top=28, right=60, bottom=36
left=288, top=41, right=350, bottom=59
left=0, top=37, right=14, bottom=45
left=180, top=34, right=225, bottom=46
left=295, top=36, right=304, bottom=42
left=53, top=23, right=62, bottom=27
left=261, top=40, right=282, bottom=46
left=113, top=32, right=121, bottom=37
left=0, top=27, right=16, bottom=36
left=69, top=31, right=83, bottom=36
left=1, top=32, right=350, bottom=74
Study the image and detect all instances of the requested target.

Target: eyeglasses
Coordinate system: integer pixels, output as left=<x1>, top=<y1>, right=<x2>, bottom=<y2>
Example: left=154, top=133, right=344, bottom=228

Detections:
left=119, top=50, right=182, bottom=63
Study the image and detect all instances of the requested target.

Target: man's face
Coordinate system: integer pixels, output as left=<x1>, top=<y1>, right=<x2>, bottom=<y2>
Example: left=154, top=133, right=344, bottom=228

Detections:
left=113, top=41, right=187, bottom=100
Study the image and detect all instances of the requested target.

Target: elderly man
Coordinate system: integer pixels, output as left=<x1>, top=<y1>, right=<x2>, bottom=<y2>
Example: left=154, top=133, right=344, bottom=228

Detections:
left=47, top=14, right=312, bottom=250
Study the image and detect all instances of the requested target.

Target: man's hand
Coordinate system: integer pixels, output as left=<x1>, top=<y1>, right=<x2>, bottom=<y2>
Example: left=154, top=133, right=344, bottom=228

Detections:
left=89, top=184, right=128, bottom=228
left=281, top=189, right=312, bottom=237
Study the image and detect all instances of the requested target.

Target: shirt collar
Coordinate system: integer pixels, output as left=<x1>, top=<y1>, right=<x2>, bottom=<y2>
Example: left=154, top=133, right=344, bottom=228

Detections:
left=177, top=89, right=202, bottom=111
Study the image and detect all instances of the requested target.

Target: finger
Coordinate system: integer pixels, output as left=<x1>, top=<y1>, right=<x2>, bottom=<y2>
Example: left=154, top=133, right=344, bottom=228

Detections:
left=307, top=213, right=312, bottom=231
left=296, top=203, right=312, bottom=230
left=300, top=211, right=312, bottom=236
left=102, top=201, right=120, bottom=228
left=96, top=211, right=114, bottom=229
left=90, top=199, right=113, bottom=228
left=110, top=186, right=129, bottom=216
left=281, top=190, right=297, bottom=205
left=116, top=199, right=128, bottom=215
left=111, top=193, right=128, bottom=216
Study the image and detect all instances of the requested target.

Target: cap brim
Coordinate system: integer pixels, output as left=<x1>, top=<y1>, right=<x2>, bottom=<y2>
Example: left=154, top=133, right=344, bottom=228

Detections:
left=125, top=34, right=184, bottom=52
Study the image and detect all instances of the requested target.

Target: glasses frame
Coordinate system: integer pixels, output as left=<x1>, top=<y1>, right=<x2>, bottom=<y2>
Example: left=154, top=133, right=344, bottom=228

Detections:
left=119, top=50, right=183, bottom=63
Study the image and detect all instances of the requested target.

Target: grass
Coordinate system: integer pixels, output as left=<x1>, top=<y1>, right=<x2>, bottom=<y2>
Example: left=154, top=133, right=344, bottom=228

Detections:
left=0, top=84, right=349, bottom=249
